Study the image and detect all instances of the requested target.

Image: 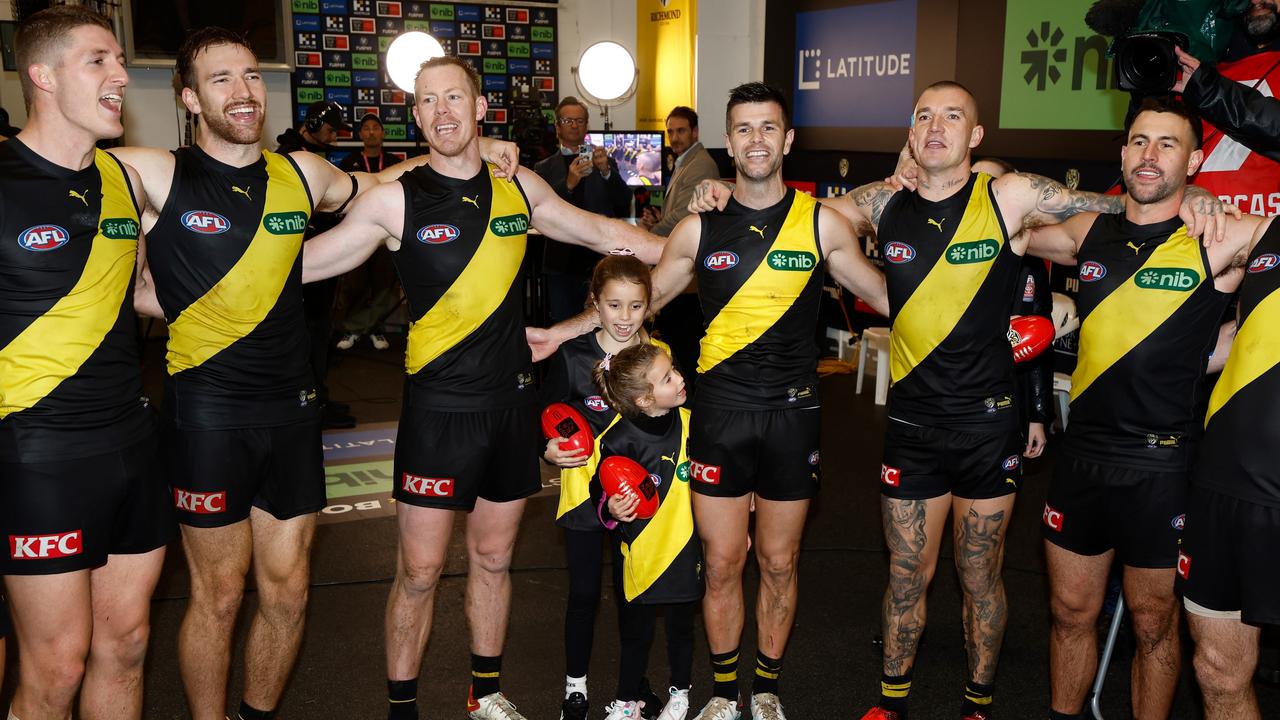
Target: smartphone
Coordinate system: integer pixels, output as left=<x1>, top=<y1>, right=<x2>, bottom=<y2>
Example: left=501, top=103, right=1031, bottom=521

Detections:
left=578, top=143, right=593, bottom=162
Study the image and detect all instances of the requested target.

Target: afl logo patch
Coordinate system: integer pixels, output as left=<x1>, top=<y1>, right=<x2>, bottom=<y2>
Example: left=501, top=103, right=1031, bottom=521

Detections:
left=417, top=224, right=460, bottom=244
left=704, top=251, right=738, bottom=271
left=883, top=241, right=916, bottom=264
left=17, top=224, right=70, bottom=251
left=808, top=451, right=820, bottom=466
left=1248, top=253, right=1278, bottom=273
left=1002, top=455, right=1020, bottom=471
left=181, top=211, right=231, bottom=235
left=583, top=396, right=609, bottom=412
left=1078, top=261, right=1107, bottom=282
left=1171, top=513, right=1185, bottom=531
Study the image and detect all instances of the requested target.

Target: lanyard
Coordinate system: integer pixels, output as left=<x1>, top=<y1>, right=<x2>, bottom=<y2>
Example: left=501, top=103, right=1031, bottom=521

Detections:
left=361, top=153, right=383, bottom=173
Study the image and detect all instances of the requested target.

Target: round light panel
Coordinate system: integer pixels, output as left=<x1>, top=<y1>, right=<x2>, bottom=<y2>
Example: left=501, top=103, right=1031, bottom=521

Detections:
left=386, top=32, right=446, bottom=94
left=577, top=41, right=636, bottom=101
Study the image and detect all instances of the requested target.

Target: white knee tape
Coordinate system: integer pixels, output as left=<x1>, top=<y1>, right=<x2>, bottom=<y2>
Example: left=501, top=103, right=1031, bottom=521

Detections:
left=9, top=709, right=21, bottom=720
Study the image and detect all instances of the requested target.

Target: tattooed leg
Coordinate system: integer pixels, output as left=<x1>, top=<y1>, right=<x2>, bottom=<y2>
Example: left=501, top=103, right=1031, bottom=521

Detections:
left=951, top=495, right=1015, bottom=685
left=880, top=495, right=951, bottom=676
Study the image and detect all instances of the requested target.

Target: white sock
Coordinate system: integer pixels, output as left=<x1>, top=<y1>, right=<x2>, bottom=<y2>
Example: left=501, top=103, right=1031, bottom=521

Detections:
left=566, top=675, right=587, bottom=698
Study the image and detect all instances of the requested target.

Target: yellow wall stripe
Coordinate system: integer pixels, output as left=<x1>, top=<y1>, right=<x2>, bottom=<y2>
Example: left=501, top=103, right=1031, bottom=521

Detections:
left=1206, top=288, right=1280, bottom=424
left=406, top=170, right=526, bottom=374
left=166, top=152, right=309, bottom=374
left=890, top=174, right=1005, bottom=384
left=698, top=192, right=818, bottom=374
left=0, top=151, right=138, bottom=418
left=1071, top=230, right=1205, bottom=401
left=620, top=407, right=693, bottom=601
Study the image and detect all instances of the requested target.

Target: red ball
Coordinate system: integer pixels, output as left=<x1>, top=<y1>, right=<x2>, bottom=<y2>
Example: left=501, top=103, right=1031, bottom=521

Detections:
left=541, top=403, right=595, bottom=455
left=1009, top=315, right=1055, bottom=363
left=599, top=455, right=661, bottom=520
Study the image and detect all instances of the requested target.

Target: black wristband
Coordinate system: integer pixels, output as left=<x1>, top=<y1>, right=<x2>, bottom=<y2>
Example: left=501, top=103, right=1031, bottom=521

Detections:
left=333, top=173, right=359, bottom=215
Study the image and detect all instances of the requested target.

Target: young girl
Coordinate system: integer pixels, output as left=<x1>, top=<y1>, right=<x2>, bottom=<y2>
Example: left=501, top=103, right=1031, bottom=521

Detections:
left=541, top=255, right=671, bottom=720
left=593, top=343, right=699, bottom=720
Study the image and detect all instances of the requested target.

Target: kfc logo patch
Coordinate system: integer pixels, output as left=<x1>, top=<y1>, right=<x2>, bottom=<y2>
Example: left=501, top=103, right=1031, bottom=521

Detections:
left=402, top=473, right=455, bottom=497
left=1177, top=550, right=1191, bottom=579
left=689, top=460, right=721, bottom=485
left=174, top=488, right=227, bottom=514
left=9, top=530, right=82, bottom=560
left=1042, top=503, right=1064, bottom=532
left=880, top=464, right=901, bottom=487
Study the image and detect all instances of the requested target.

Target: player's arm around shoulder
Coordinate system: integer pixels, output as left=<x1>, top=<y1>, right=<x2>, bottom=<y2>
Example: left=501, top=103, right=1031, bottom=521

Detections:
left=108, top=146, right=174, bottom=230
left=649, top=214, right=701, bottom=315
left=302, top=180, right=404, bottom=284
left=1210, top=213, right=1272, bottom=292
left=116, top=160, right=164, bottom=320
left=826, top=180, right=897, bottom=237
left=1021, top=211, right=1094, bottom=266
left=290, top=150, right=365, bottom=213
left=991, top=171, right=1124, bottom=239
left=818, top=203, right=888, bottom=316
left=521, top=165, right=666, bottom=264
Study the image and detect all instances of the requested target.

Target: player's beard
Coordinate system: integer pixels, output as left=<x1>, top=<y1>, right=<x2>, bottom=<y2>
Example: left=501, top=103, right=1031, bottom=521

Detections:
left=1247, top=2, right=1279, bottom=42
left=1125, top=164, right=1178, bottom=205
left=200, top=104, right=264, bottom=146
left=733, top=150, right=783, bottom=183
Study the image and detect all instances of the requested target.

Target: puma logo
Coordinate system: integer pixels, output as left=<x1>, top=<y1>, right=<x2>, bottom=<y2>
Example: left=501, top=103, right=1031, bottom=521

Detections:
left=231, top=185, right=252, bottom=201
left=927, top=218, right=945, bottom=233
left=68, top=189, right=89, bottom=206
left=661, top=454, right=677, bottom=466
left=461, top=195, right=480, bottom=209
left=1126, top=241, right=1146, bottom=255
left=749, top=225, right=766, bottom=238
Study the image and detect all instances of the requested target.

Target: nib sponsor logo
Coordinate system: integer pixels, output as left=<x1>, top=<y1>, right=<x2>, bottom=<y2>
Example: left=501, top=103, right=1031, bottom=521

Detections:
left=402, top=473, right=455, bottom=497
left=689, top=460, right=721, bottom=485
left=9, top=530, right=82, bottom=560
left=880, top=464, right=901, bottom=487
left=1042, top=503, right=1064, bottom=532
left=174, top=489, right=227, bottom=514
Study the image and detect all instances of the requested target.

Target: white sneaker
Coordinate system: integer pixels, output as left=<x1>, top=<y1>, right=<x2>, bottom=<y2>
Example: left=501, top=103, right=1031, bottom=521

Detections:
left=370, top=333, right=390, bottom=350
left=656, top=687, right=690, bottom=720
left=335, top=332, right=360, bottom=350
left=467, top=691, right=527, bottom=720
left=749, top=693, right=787, bottom=720
left=690, top=697, right=739, bottom=720
left=603, top=699, right=644, bottom=719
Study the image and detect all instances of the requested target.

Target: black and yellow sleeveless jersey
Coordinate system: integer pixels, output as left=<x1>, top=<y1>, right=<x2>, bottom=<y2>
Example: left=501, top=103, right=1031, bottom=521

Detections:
left=591, top=407, right=702, bottom=604
left=1064, top=214, right=1227, bottom=470
left=396, top=163, right=535, bottom=410
left=879, top=172, right=1019, bottom=429
left=1194, top=220, right=1280, bottom=506
left=542, top=332, right=672, bottom=531
left=693, top=189, right=824, bottom=410
left=147, top=147, right=315, bottom=430
left=0, top=139, right=151, bottom=461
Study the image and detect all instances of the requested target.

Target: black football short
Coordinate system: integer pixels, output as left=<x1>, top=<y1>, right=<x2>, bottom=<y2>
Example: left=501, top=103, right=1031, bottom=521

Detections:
left=1178, top=485, right=1280, bottom=626
left=0, top=433, right=172, bottom=575
left=164, top=418, right=326, bottom=528
left=688, top=405, right=820, bottom=501
left=879, top=419, right=1024, bottom=500
left=393, top=403, right=541, bottom=511
left=0, top=592, right=10, bottom=638
left=1042, top=453, right=1187, bottom=568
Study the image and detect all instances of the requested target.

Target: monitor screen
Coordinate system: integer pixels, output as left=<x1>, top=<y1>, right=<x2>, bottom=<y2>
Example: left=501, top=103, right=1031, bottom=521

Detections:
left=124, top=0, right=290, bottom=68
left=586, top=131, right=665, bottom=188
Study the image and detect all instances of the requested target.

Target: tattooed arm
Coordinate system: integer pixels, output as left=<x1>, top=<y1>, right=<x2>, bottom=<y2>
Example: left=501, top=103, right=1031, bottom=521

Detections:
left=821, top=181, right=897, bottom=237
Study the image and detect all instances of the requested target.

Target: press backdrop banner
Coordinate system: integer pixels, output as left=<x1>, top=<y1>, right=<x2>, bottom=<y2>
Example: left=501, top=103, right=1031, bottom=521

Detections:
left=635, top=0, right=697, bottom=130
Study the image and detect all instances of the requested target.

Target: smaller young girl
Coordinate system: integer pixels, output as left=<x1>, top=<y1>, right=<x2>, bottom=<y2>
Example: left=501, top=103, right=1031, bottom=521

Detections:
left=592, top=343, right=700, bottom=720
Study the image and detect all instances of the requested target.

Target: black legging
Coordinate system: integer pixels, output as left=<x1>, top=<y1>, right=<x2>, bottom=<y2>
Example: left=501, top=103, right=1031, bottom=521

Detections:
left=564, top=528, right=624, bottom=678
left=617, top=597, right=696, bottom=701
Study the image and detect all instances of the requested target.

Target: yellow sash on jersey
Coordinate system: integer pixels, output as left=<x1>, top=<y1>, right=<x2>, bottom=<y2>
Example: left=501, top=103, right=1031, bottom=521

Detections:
left=166, top=152, right=310, bottom=374
left=405, top=168, right=527, bottom=374
left=556, top=338, right=673, bottom=521
left=620, top=407, right=693, bottom=601
left=0, top=151, right=139, bottom=418
left=890, top=173, right=1006, bottom=384
left=1205, top=288, right=1280, bottom=425
left=698, top=192, right=819, bottom=374
left=1071, top=229, right=1206, bottom=401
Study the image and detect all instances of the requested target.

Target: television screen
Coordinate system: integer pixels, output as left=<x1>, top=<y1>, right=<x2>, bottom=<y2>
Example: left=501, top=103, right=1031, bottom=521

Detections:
left=586, top=131, right=665, bottom=188
left=124, top=0, right=290, bottom=67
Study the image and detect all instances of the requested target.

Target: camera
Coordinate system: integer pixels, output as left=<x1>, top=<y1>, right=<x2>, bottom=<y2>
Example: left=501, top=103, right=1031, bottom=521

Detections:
left=1111, top=31, right=1187, bottom=93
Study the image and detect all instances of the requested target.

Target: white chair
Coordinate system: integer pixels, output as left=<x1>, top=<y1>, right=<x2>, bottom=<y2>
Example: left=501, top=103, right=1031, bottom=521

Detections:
left=1053, top=371, right=1072, bottom=430
left=856, top=327, right=891, bottom=406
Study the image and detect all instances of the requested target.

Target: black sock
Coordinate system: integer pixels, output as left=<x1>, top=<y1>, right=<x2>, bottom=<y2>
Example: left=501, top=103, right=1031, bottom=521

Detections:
left=879, top=672, right=912, bottom=718
left=387, top=678, right=418, bottom=720
left=710, top=648, right=739, bottom=700
left=236, top=701, right=275, bottom=720
left=471, top=653, right=502, bottom=699
left=1047, top=711, right=1079, bottom=720
left=752, top=651, right=783, bottom=696
left=962, top=680, right=994, bottom=716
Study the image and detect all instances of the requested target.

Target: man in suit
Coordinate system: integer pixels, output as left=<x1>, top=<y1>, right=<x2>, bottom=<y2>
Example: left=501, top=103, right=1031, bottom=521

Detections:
left=641, top=106, right=721, bottom=395
left=534, top=97, right=632, bottom=322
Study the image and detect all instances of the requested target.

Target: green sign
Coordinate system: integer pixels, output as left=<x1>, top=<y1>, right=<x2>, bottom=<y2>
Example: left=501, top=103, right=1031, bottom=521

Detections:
left=532, top=26, right=554, bottom=42
left=490, top=214, right=529, bottom=237
left=352, top=53, right=379, bottom=70
left=263, top=211, right=309, bottom=235
left=325, top=70, right=351, bottom=86
left=383, top=124, right=407, bottom=140
left=378, top=36, right=394, bottom=52
left=999, top=0, right=1128, bottom=130
left=405, top=19, right=430, bottom=32
left=292, top=0, right=319, bottom=13
left=296, top=87, right=324, bottom=104
left=483, top=58, right=507, bottom=74
left=326, top=461, right=392, bottom=500
left=507, top=42, right=531, bottom=58
left=100, top=218, right=139, bottom=240
left=946, top=239, right=1000, bottom=265
left=768, top=250, right=816, bottom=272
left=1135, top=267, right=1200, bottom=291
left=430, top=4, right=454, bottom=20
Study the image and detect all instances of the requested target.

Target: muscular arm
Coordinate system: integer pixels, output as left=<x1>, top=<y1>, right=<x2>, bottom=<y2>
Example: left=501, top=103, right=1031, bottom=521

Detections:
left=835, top=180, right=899, bottom=236
left=994, top=172, right=1123, bottom=237
left=301, top=181, right=403, bottom=283
left=818, top=205, right=888, bottom=316
left=521, top=167, right=666, bottom=264
left=1022, top=213, right=1093, bottom=266
left=370, top=136, right=520, bottom=183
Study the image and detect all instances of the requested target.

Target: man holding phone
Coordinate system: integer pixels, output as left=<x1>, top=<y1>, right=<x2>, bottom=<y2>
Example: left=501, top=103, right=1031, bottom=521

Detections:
left=534, top=96, right=633, bottom=322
